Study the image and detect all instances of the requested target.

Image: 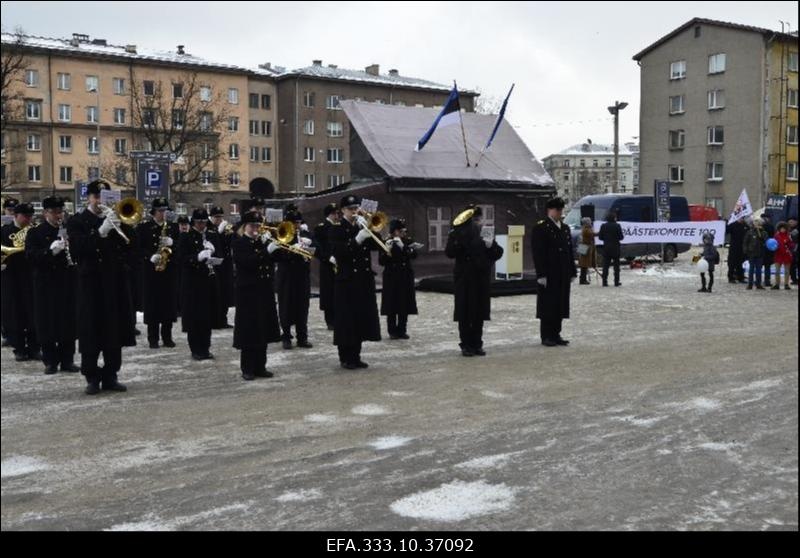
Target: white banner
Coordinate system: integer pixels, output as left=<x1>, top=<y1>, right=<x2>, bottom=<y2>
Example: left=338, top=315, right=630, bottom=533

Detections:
left=593, top=221, right=726, bottom=246
left=728, top=189, right=753, bottom=224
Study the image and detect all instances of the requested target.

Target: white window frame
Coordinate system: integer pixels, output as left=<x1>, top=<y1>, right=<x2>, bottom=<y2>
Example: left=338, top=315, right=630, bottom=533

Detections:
left=85, top=75, right=99, bottom=92
left=229, top=143, right=239, bottom=160
left=59, top=166, right=72, bottom=184
left=175, top=202, right=188, bottom=216
left=57, top=72, right=71, bottom=90
left=787, top=162, right=798, bottom=181
left=707, top=126, right=724, bottom=145
left=201, top=171, right=214, bottom=185
left=87, top=136, right=100, bottom=155
left=172, top=83, right=183, bottom=99
left=327, top=121, right=343, bottom=137
left=670, top=60, right=686, bottom=80
left=303, top=173, right=316, bottom=189
left=25, top=100, right=41, bottom=120
left=59, top=135, right=72, bottom=153
left=261, top=147, right=272, bottom=162
left=789, top=89, right=799, bottom=108
left=228, top=117, right=239, bottom=132
left=250, top=146, right=259, bottom=162
left=788, top=52, right=798, bottom=72
left=708, top=89, right=725, bottom=110
left=328, top=174, right=343, bottom=188
left=427, top=207, right=452, bottom=252
left=326, top=95, right=341, bottom=110
left=261, top=121, right=271, bottom=136
left=199, top=112, right=212, bottom=132
left=327, top=148, right=344, bottom=163
left=303, top=120, right=315, bottom=135
left=249, top=120, right=259, bottom=135
left=229, top=171, right=241, bottom=186
left=58, top=104, right=72, bottom=122
left=669, top=95, right=685, bottom=115
left=113, top=108, right=126, bottom=125
left=708, top=53, right=726, bottom=74
left=228, top=88, right=239, bottom=104
left=668, top=165, right=684, bottom=183
left=200, top=86, right=212, bottom=102
left=788, top=125, right=799, bottom=145
left=172, top=109, right=185, bottom=129
left=27, top=134, right=41, bottom=151
left=143, top=108, right=156, bottom=128
left=113, top=77, right=125, bottom=95
left=143, top=80, right=155, bottom=96
left=707, top=162, right=724, bottom=182
left=304, top=147, right=315, bottom=162
left=303, top=91, right=315, bottom=107
left=86, top=106, right=99, bottom=124
left=28, top=165, right=41, bottom=182
left=25, top=69, right=39, bottom=87
left=114, top=138, right=127, bottom=155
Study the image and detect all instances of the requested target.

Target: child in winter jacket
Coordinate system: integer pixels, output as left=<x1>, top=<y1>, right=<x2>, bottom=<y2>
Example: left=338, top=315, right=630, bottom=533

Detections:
left=699, top=232, right=720, bottom=293
left=772, top=222, right=796, bottom=290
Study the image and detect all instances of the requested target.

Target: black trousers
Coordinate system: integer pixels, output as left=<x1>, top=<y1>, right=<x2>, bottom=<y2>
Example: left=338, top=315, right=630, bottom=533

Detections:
left=791, top=255, right=798, bottom=283
left=187, top=328, right=211, bottom=356
left=387, top=314, right=408, bottom=336
left=147, top=322, right=174, bottom=344
left=728, top=255, right=745, bottom=281
left=240, top=344, right=267, bottom=375
left=540, top=319, right=563, bottom=342
left=602, top=256, right=621, bottom=285
left=458, top=319, right=484, bottom=350
left=81, top=345, right=122, bottom=385
left=42, top=341, right=75, bottom=367
left=281, top=320, right=308, bottom=342
left=337, top=341, right=363, bottom=364
left=9, top=327, right=39, bottom=357
left=700, top=271, right=715, bottom=290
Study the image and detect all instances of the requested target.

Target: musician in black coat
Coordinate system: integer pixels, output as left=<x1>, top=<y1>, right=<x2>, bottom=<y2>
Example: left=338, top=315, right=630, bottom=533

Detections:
left=1, top=202, right=40, bottom=362
left=1, top=197, right=19, bottom=347
left=275, top=210, right=314, bottom=350
left=313, top=203, right=340, bottom=330
left=445, top=206, right=504, bottom=356
left=178, top=209, right=219, bottom=360
left=174, top=215, right=190, bottom=316
left=208, top=206, right=234, bottom=329
left=330, top=194, right=382, bottom=369
left=231, top=212, right=283, bottom=380
left=24, top=196, right=79, bottom=374
left=598, top=211, right=625, bottom=287
left=531, top=197, right=578, bottom=347
left=135, top=197, right=179, bottom=349
left=66, top=180, right=135, bottom=394
left=379, top=219, right=420, bottom=340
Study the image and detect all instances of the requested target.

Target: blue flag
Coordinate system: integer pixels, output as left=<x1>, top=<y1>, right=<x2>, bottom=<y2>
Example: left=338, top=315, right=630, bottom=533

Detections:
left=415, top=85, right=461, bottom=151
left=483, top=84, right=514, bottom=151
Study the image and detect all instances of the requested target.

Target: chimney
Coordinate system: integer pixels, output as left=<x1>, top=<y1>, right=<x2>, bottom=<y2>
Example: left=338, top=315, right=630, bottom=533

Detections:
left=72, top=33, right=89, bottom=42
left=365, top=64, right=380, bottom=76
left=177, top=45, right=185, bottom=55
left=125, top=44, right=137, bottom=54
left=91, top=38, right=107, bottom=46
left=259, top=62, right=272, bottom=70
left=388, top=69, right=399, bottom=76
left=312, top=59, right=323, bottom=66
left=328, top=64, right=338, bottom=69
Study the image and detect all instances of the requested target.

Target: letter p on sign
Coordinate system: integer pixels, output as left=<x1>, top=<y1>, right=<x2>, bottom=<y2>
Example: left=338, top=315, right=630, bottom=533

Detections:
left=146, top=170, right=162, bottom=187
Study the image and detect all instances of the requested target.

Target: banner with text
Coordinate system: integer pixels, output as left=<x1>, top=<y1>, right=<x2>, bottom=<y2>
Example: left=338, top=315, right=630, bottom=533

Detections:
left=593, top=221, right=725, bottom=246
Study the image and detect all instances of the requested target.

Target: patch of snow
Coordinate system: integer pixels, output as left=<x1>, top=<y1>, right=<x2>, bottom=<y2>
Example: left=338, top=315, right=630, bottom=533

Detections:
left=383, top=391, right=412, bottom=397
left=369, top=436, right=413, bottom=450
left=697, top=442, right=741, bottom=452
left=730, top=379, right=782, bottom=392
left=304, top=414, right=338, bottom=423
left=454, top=451, right=522, bottom=470
left=390, top=480, right=517, bottom=522
left=351, top=404, right=390, bottom=416
left=666, top=397, right=721, bottom=412
left=276, top=489, right=323, bottom=502
left=656, top=449, right=673, bottom=455
left=480, top=390, right=510, bottom=399
left=533, top=439, right=557, bottom=451
left=1, top=456, right=50, bottom=478
left=611, top=415, right=667, bottom=427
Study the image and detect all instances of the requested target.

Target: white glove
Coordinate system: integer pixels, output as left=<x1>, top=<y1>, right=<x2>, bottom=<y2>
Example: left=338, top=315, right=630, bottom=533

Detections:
left=355, top=215, right=369, bottom=229
left=390, top=238, right=404, bottom=249
left=202, top=240, right=215, bottom=254
left=410, top=242, right=424, bottom=250
left=260, top=231, right=272, bottom=244
left=299, top=236, right=312, bottom=247
left=484, top=238, right=493, bottom=248
left=198, top=249, right=212, bottom=262
left=328, top=256, right=337, bottom=266
left=267, top=241, right=280, bottom=254
left=159, top=236, right=173, bottom=248
left=50, top=239, right=66, bottom=254
left=217, top=220, right=228, bottom=234
left=150, top=254, right=162, bottom=265
left=300, top=223, right=309, bottom=232
left=98, top=216, right=116, bottom=237
left=1, top=264, right=7, bottom=272
left=355, top=228, right=372, bottom=244
left=537, top=277, right=547, bottom=287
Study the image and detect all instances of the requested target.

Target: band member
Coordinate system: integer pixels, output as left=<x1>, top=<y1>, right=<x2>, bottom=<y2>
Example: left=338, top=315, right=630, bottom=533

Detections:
left=2, top=197, right=19, bottom=216
left=231, top=212, right=283, bottom=380
left=314, top=203, right=340, bottom=330
left=208, top=207, right=234, bottom=329
left=136, top=197, right=179, bottom=349
left=175, top=215, right=190, bottom=316
left=531, top=197, right=577, bottom=347
left=66, top=180, right=135, bottom=394
left=379, top=219, right=421, bottom=340
left=177, top=215, right=190, bottom=234
left=445, top=206, right=503, bottom=356
left=178, top=208, right=219, bottom=360
left=1, top=202, right=40, bottom=362
left=329, top=194, right=382, bottom=369
left=1, top=197, right=19, bottom=347
left=276, top=209, right=314, bottom=349
left=24, top=196, right=79, bottom=374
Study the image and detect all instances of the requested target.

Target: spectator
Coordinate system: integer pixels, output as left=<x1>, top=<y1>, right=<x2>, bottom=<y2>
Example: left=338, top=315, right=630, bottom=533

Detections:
left=742, top=218, right=767, bottom=290
left=761, top=213, right=775, bottom=287
left=698, top=232, right=720, bottom=293
left=772, top=222, right=795, bottom=290
left=788, top=218, right=798, bottom=285
left=577, top=217, right=596, bottom=285
left=598, top=212, right=624, bottom=287
left=726, top=218, right=747, bottom=283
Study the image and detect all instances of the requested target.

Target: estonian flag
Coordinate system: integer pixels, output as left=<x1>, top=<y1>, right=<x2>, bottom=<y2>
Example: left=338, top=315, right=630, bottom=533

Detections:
left=415, top=85, right=461, bottom=151
left=483, top=84, right=514, bottom=151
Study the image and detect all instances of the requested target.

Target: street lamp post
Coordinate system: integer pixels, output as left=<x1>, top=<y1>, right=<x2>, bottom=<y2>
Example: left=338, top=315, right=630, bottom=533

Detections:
left=89, top=84, right=101, bottom=178
left=607, top=100, right=628, bottom=193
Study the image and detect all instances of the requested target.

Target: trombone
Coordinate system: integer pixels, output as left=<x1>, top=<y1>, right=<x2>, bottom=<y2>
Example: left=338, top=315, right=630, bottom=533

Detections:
left=356, top=209, right=392, bottom=255
left=97, top=197, right=144, bottom=244
left=258, top=219, right=315, bottom=260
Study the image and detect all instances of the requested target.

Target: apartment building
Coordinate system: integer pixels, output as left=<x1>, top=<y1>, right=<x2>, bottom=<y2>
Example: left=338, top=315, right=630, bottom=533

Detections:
left=542, top=142, right=637, bottom=204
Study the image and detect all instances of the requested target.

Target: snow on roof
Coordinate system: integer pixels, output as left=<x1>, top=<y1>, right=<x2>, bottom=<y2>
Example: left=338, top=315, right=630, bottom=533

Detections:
left=552, top=144, right=634, bottom=157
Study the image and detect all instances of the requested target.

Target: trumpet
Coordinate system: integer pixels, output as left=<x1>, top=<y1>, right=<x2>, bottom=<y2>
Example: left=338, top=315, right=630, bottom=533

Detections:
left=356, top=209, right=392, bottom=255
left=258, top=220, right=315, bottom=260
left=98, top=197, right=144, bottom=244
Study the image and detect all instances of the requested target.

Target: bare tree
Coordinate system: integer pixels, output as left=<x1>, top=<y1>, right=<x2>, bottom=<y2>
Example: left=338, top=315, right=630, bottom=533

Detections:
left=473, top=86, right=503, bottom=115
left=1, top=28, right=31, bottom=191
left=573, top=170, right=602, bottom=203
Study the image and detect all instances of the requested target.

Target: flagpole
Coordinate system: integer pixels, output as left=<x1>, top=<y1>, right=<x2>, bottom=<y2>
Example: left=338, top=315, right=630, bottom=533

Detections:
left=475, top=83, right=514, bottom=168
left=455, top=81, right=471, bottom=167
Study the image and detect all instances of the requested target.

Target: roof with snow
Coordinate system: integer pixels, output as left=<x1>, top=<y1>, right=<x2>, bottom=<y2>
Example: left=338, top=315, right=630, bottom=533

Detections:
left=551, top=143, right=635, bottom=157
left=340, top=100, right=553, bottom=191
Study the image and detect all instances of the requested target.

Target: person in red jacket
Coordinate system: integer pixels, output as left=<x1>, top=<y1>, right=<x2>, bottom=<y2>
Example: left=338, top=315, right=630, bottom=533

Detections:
left=772, top=222, right=795, bottom=290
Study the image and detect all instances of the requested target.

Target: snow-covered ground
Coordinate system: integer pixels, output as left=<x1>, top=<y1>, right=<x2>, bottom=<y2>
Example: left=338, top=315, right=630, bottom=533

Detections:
left=1, top=254, right=797, bottom=530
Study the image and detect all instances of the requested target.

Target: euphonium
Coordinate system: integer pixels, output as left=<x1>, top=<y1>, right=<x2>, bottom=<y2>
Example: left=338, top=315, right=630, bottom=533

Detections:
left=1, top=225, right=32, bottom=265
left=355, top=209, right=392, bottom=255
left=154, top=219, right=172, bottom=272
left=258, top=220, right=314, bottom=260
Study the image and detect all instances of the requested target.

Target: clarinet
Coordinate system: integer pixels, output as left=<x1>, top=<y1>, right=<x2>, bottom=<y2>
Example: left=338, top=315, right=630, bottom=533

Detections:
left=58, top=225, right=75, bottom=267
left=201, top=230, right=216, bottom=277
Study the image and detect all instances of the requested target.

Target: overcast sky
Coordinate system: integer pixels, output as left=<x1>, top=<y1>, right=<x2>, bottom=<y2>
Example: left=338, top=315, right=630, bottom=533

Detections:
left=2, top=1, right=797, bottom=158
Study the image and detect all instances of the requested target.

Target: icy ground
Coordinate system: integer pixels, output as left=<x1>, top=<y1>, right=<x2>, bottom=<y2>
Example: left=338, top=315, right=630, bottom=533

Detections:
left=1, top=254, right=797, bottom=530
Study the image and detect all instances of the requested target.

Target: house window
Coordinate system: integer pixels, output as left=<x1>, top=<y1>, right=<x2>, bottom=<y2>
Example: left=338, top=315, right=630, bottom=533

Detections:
left=787, top=162, right=798, bottom=181
left=201, top=143, right=212, bottom=159
left=670, top=60, right=686, bottom=80
left=200, top=112, right=212, bottom=132
left=303, top=173, right=316, bottom=189
left=708, top=89, right=725, bottom=110
left=592, top=159, right=598, bottom=167
left=326, top=95, right=341, bottom=110
left=303, top=91, right=315, bottom=107
left=261, top=121, right=272, bottom=136
left=174, top=170, right=185, bottom=184
left=175, top=202, right=188, bottom=215
left=59, top=135, right=72, bottom=153
left=228, top=88, right=239, bottom=104
left=172, top=109, right=185, bottom=129
left=200, top=86, right=212, bottom=102
left=303, top=120, right=315, bottom=135
left=669, top=95, right=685, bottom=114
left=58, top=104, right=71, bottom=122
left=563, top=172, right=570, bottom=181
left=249, top=93, right=259, bottom=109
left=87, top=106, right=99, bottom=123
left=427, top=207, right=452, bottom=252
left=25, top=69, right=39, bottom=87
left=26, top=100, right=41, bottom=120
left=788, top=125, right=799, bottom=145
left=327, top=148, right=344, bottom=163
left=143, top=80, right=155, bottom=96
left=59, top=166, right=72, bottom=184
left=115, top=166, right=127, bottom=184
left=328, top=174, right=344, bottom=188
left=261, top=147, right=271, bottom=162
left=229, top=143, right=239, bottom=159
left=143, top=108, right=156, bottom=128
left=229, top=172, right=240, bottom=185
left=707, top=162, right=723, bottom=181
left=28, top=165, right=41, bottom=181
left=789, top=89, right=799, bottom=108
left=476, top=205, right=495, bottom=226
left=171, top=83, right=183, bottom=99
left=57, top=72, right=71, bottom=90
left=668, top=165, right=684, bottom=183
left=87, top=136, right=99, bottom=154
left=605, top=159, right=612, bottom=167
left=707, top=126, right=724, bottom=145
left=113, top=108, right=126, bottom=125
left=201, top=171, right=213, bottom=185
left=87, top=167, right=100, bottom=180
left=563, top=159, right=570, bottom=167
left=249, top=120, right=259, bottom=135
left=579, top=159, right=585, bottom=167
left=229, top=202, right=239, bottom=215
left=788, top=52, right=798, bottom=72
left=250, top=146, right=259, bottom=161
left=304, top=147, right=315, bottom=162
left=261, top=94, right=271, bottom=110
left=27, top=134, right=41, bottom=151
left=113, top=77, right=125, bottom=95
left=708, top=53, right=726, bottom=74
left=85, top=75, right=99, bottom=92
left=114, top=138, right=127, bottom=155
left=228, top=117, right=239, bottom=132
left=327, top=122, right=343, bottom=137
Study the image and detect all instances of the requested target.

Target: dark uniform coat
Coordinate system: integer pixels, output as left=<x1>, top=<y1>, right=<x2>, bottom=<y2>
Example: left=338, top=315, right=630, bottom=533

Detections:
left=207, top=226, right=234, bottom=325
left=24, top=221, right=77, bottom=345
left=531, top=218, right=577, bottom=321
left=1, top=223, right=36, bottom=338
left=178, top=228, right=217, bottom=334
left=66, top=208, right=136, bottom=354
left=135, top=219, right=179, bottom=324
left=445, top=222, right=504, bottom=322
left=231, top=234, right=282, bottom=349
left=598, top=221, right=624, bottom=259
left=275, top=230, right=311, bottom=328
left=330, top=218, right=381, bottom=346
left=379, top=240, right=419, bottom=316
left=313, top=220, right=336, bottom=312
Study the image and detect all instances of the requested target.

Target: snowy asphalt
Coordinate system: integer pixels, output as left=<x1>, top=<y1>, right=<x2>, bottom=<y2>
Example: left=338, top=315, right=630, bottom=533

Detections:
left=1, top=254, right=797, bottom=530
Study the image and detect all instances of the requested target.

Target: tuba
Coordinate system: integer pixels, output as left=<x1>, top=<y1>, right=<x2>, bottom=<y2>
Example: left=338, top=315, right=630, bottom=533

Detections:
left=356, top=209, right=391, bottom=255
left=1, top=225, right=31, bottom=265
left=452, top=208, right=475, bottom=227
left=98, top=197, right=144, bottom=244
left=258, top=219, right=314, bottom=260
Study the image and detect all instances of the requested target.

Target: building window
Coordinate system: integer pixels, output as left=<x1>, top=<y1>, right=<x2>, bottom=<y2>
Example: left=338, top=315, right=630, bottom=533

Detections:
left=25, top=69, right=39, bottom=87
left=114, top=138, right=127, bottom=155
left=173, top=170, right=185, bottom=185
left=563, top=172, right=570, bottom=181
left=563, top=159, right=570, bottom=167
left=706, top=162, right=723, bottom=181
left=787, top=162, right=798, bottom=181
left=250, top=146, right=259, bottom=162
left=27, top=134, right=41, bottom=151
left=228, top=117, right=239, bottom=132
left=303, top=120, right=315, bottom=135
left=229, top=171, right=241, bottom=185
left=175, top=202, right=188, bottom=215
left=789, top=89, right=799, bottom=108
left=592, top=159, right=598, bottom=167
left=708, top=53, right=726, bottom=74
left=261, top=94, right=271, bottom=110
left=327, top=122, right=343, bottom=137
left=200, top=112, right=212, bottom=132
left=303, top=173, right=316, bottom=189
left=113, top=108, right=126, bottom=125
left=59, top=135, right=72, bottom=153
left=249, top=120, right=259, bottom=135
left=115, top=166, right=127, bottom=184
left=326, top=95, right=341, bottom=110
left=328, top=174, right=344, bottom=188
left=87, top=167, right=100, bottom=180
left=327, top=148, right=344, bottom=163
left=59, top=166, right=72, bottom=184
left=669, top=95, right=685, bottom=114
left=708, top=89, right=725, bottom=110
left=669, top=130, right=686, bottom=149
left=249, top=93, right=259, bottom=109
left=788, top=52, right=798, bottom=72
left=87, top=136, right=99, bottom=154
left=87, top=106, right=99, bottom=123
left=579, top=159, right=585, bottom=167
left=112, top=77, right=125, bottom=95
left=707, top=126, right=724, bottom=145
left=57, top=72, right=71, bottom=90
left=200, top=86, right=212, bottom=102
left=427, top=207, right=452, bottom=252
left=201, top=171, right=213, bottom=185
left=262, top=147, right=271, bottom=162
left=85, top=75, right=99, bottom=92
left=668, top=165, right=684, bottom=183
left=304, top=147, right=315, bottom=162
left=143, top=80, right=155, bottom=96
left=143, top=108, right=156, bottom=128
left=303, top=91, right=315, bottom=107
left=228, top=88, right=239, bottom=104
left=261, top=121, right=272, bottom=136
left=28, top=165, right=41, bottom=182
left=670, top=60, right=686, bottom=80
left=172, top=109, right=185, bottom=129
left=25, top=100, right=41, bottom=120
left=229, top=202, right=239, bottom=215
left=58, top=104, right=71, bottom=122
left=788, top=125, right=799, bottom=145
left=201, top=143, right=212, bottom=159
left=229, top=143, right=239, bottom=159
left=605, top=159, right=612, bottom=167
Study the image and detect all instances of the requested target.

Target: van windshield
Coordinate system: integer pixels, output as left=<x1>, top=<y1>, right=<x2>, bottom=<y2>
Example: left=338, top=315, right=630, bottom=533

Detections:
left=565, top=199, right=615, bottom=227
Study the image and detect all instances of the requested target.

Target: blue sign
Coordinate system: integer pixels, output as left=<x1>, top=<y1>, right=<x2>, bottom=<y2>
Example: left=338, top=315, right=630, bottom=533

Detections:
left=74, top=181, right=89, bottom=208
left=654, top=179, right=670, bottom=222
left=146, top=169, right=163, bottom=187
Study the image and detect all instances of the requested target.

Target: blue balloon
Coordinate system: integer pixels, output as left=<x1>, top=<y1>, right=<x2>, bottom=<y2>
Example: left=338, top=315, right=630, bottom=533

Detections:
left=766, top=238, right=778, bottom=251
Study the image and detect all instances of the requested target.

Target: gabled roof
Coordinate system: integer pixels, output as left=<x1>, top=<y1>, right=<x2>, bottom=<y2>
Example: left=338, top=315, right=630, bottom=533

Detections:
left=340, top=100, right=553, bottom=189
left=632, top=17, right=798, bottom=61
left=554, top=143, right=633, bottom=157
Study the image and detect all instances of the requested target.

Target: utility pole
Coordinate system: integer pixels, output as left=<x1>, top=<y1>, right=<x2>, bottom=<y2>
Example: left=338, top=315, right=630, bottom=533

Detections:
left=607, top=100, right=628, bottom=193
